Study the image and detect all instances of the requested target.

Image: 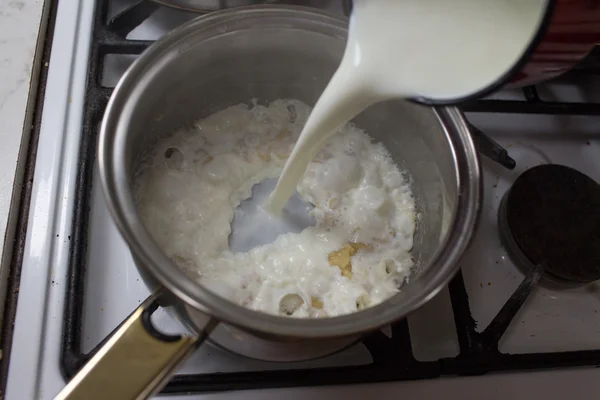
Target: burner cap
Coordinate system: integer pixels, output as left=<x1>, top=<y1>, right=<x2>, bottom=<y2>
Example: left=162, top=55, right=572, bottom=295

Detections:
left=498, top=164, right=600, bottom=284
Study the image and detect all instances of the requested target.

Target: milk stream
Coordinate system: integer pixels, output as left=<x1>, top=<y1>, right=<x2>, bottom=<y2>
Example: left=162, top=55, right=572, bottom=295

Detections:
left=269, top=0, right=545, bottom=212
left=136, top=100, right=418, bottom=317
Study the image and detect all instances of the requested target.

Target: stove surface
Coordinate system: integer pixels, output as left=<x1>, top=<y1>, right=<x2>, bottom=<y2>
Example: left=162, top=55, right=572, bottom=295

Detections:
left=5, top=1, right=600, bottom=399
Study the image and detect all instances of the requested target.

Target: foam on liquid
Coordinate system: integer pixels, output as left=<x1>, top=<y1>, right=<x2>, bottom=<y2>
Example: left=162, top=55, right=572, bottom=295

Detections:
left=269, top=0, right=546, bottom=212
left=135, top=100, right=416, bottom=317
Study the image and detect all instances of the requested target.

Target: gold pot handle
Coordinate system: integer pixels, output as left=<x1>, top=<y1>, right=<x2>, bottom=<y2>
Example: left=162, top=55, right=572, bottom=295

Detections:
left=55, top=291, right=216, bottom=400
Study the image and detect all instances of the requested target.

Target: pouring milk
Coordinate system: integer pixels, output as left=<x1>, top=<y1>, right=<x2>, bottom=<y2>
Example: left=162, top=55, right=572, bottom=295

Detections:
left=133, top=0, right=549, bottom=317
left=268, top=0, right=546, bottom=212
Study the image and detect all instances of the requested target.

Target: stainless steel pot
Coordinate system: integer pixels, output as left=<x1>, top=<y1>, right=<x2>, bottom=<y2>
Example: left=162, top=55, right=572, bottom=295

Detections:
left=56, top=6, right=481, bottom=400
left=151, top=0, right=276, bottom=12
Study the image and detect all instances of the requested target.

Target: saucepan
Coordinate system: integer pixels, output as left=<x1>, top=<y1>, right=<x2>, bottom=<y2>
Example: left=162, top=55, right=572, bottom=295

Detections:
left=151, top=0, right=278, bottom=12
left=55, top=6, right=481, bottom=400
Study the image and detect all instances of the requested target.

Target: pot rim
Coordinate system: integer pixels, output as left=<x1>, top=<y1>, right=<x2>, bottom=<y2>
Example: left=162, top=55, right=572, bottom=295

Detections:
left=99, top=5, right=482, bottom=339
left=150, top=0, right=280, bottom=13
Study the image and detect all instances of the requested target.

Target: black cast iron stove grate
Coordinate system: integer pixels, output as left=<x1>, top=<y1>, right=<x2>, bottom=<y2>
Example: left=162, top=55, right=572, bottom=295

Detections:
left=60, top=0, right=600, bottom=394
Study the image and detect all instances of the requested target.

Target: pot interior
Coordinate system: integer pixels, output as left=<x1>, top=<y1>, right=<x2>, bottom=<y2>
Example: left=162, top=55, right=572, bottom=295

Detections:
left=106, top=8, right=477, bottom=337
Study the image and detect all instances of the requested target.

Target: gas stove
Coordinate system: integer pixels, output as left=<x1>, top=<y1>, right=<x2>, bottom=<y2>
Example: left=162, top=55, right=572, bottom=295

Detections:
left=4, top=1, right=600, bottom=399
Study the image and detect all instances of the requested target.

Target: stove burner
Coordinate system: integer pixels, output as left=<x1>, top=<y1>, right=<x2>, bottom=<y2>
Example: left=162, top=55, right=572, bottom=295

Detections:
left=498, top=164, right=600, bottom=284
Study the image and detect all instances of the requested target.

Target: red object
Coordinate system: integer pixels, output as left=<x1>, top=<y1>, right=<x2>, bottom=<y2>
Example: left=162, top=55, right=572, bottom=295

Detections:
left=510, top=0, right=600, bottom=87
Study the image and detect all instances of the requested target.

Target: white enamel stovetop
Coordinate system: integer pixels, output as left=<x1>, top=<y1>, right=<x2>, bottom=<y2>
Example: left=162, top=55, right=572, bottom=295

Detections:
left=5, top=1, right=600, bottom=399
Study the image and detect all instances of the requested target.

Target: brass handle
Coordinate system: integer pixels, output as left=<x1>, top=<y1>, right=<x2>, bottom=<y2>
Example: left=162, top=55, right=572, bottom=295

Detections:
left=55, top=292, right=216, bottom=400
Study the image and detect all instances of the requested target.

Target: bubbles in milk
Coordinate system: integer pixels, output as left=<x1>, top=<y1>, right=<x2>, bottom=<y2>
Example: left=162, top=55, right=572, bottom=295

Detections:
left=135, top=99, right=416, bottom=318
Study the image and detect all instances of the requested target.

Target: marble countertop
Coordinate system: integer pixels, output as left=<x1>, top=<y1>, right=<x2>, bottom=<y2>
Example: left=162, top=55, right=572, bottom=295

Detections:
left=0, top=0, right=46, bottom=272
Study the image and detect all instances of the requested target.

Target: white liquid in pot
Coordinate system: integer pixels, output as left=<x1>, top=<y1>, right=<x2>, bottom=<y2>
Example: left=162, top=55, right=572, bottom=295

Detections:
left=269, top=0, right=546, bottom=212
left=135, top=100, right=416, bottom=317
